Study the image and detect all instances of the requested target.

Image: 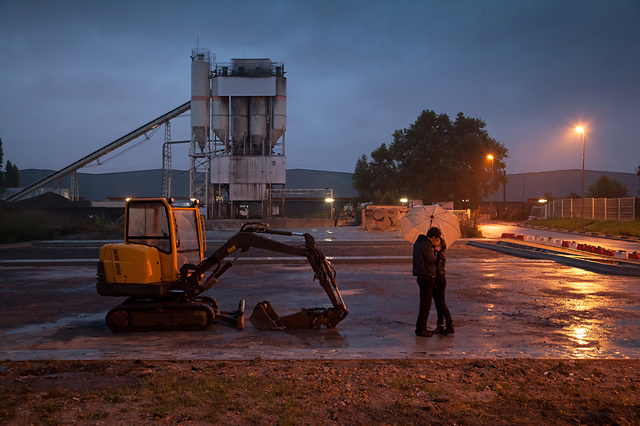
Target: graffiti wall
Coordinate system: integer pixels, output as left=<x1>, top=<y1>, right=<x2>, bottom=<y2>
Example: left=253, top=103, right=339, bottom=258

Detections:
left=362, top=205, right=410, bottom=231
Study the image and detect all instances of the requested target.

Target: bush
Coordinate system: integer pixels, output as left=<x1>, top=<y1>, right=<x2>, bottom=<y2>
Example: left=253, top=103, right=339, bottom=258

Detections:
left=460, top=222, right=482, bottom=238
left=499, top=208, right=526, bottom=222
left=0, top=210, right=54, bottom=244
left=0, top=209, right=123, bottom=244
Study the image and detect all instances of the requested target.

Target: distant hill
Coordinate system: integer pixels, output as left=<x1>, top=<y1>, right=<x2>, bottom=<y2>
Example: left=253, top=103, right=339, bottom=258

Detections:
left=16, top=168, right=357, bottom=201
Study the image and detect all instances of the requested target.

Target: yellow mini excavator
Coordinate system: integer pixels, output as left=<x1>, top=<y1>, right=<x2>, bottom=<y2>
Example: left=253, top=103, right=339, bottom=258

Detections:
left=97, top=198, right=348, bottom=332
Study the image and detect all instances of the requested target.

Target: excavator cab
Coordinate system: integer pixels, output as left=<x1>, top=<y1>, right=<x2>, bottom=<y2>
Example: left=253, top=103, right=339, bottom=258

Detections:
left=97, top=198, right=205, bottom=298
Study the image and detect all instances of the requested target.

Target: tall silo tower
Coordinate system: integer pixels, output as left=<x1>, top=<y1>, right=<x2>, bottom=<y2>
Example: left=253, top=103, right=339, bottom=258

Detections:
left=210, top=58, right=287, bottom=218
left=190, top=48, right=212, bottom=206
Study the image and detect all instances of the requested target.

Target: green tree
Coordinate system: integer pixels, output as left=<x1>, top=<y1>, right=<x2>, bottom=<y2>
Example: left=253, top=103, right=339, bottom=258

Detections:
left=352, top=144, right=397, bottom=203
left=586, top=175, right=629, bottom=198
left=0, top=138, right=4, bottom=188
left=4, top=161, right=19, bottom=188
left=353, top=110, right=508, bottom=208
left=567, top=191, right=581, bottom=199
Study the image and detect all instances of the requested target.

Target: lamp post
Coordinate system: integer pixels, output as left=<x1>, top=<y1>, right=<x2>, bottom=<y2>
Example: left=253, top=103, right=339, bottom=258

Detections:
left=576, top=127, right=586, bottom=232
left=538, top=199, right=548, bottom=219
left=487, top=154, right=494, bottom=219
left=325, top=198, right=334, bottom=220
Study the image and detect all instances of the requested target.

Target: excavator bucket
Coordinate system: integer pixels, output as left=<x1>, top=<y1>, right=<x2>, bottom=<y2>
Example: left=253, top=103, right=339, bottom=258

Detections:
left=249, top=301, right=284, bottom=330
left=250, top=301, right=349, bottom=330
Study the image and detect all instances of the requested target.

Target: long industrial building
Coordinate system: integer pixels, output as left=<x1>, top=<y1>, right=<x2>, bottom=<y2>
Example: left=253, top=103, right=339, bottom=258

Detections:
left=8, top=168, right=639, bottom=206
left=8, top=168, right=358, bottom=218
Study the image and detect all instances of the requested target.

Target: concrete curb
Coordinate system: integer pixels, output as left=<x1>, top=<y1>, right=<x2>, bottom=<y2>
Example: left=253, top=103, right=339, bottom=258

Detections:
left=468, top=240, right=640, bottom=277
left=0, top=242, right=32, bottom=250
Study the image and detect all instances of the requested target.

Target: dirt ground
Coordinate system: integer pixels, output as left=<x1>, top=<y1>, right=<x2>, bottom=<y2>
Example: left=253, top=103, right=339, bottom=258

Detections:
left=1, top=358, right=639, bottom=425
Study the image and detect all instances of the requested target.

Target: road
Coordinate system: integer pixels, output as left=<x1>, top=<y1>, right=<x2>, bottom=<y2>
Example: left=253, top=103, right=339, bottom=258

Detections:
left=1, top=229, right=639, bottom=361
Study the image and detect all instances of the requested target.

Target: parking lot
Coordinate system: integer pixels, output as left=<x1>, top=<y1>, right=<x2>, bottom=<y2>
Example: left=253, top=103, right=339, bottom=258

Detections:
left=1, top=227, right=639, bottom=361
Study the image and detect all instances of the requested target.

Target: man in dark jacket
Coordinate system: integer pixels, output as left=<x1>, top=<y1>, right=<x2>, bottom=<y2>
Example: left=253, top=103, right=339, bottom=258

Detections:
left=412, top=227, right=441, bottom=336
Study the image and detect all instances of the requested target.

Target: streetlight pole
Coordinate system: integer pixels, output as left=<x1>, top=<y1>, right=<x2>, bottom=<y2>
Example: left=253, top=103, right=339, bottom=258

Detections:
left=576, top=127, right=586, bottom=232
left=487, top=154, right=494, bottom=220
left=325, top=197, right=334, bottom=220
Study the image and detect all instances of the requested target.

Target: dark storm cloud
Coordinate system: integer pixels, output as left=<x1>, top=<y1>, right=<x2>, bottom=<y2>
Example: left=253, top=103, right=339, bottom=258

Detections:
left=0, top=0, right=638, bottom=174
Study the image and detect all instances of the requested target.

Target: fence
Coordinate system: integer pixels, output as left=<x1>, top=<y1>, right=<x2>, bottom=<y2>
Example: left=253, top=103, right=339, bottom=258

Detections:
left=550, top=197, right=636, bottom=221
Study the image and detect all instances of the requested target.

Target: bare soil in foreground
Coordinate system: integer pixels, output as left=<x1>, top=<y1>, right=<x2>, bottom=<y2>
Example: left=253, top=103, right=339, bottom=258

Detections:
left=1, top=358, right=639, bottom=425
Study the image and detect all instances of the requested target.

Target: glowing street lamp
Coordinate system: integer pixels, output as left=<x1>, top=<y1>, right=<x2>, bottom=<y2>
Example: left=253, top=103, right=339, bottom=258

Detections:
left=325, top=198, right=334, bottom=220
left=487, top=154, right=495, bottom=218
left=576, top=127, right=586, bottom=232
left=400, top=198, right=408, bottom=205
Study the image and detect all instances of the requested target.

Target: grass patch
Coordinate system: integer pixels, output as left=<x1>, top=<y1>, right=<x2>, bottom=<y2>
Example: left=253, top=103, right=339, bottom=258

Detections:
left=77, top=411, right=109, bottom=421
left=394, top=399, right=413, bottom=410
left=35, top=399, right=65, bottom=425
left=136, top=372, right=303, bottom=424
left=0, top=386, right=18, bottom=420
left=528, top=217, right=640, bottom=238
left=391, top=376, right=417, bottom=391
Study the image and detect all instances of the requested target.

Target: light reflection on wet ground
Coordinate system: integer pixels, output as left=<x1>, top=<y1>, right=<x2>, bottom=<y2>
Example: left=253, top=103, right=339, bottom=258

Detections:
left=1, top=250, right=640, bottom=360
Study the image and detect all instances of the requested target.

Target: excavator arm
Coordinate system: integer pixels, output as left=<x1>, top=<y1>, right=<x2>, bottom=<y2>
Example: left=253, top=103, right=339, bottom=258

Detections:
left=180, top=223, right=349, bottom=330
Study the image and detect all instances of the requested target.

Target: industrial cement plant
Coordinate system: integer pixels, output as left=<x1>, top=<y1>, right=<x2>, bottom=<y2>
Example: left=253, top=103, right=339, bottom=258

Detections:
left=7, top=47, right=336, bottom=220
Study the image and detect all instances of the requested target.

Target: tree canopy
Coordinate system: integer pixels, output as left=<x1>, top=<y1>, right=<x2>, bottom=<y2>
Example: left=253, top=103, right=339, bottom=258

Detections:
left=0, top=139, right=20, bottom=189
left=0, top=138, right=4, bottom=190
left=3, top=161, right=19, bottom=188
left=586, top=175, right=629, bottom=199
left=353, top=110, right=507, bottom=208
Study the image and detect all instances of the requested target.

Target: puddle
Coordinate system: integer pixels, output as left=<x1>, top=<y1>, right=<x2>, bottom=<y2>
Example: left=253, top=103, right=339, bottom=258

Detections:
left=4, top=313, right=105, bottom=335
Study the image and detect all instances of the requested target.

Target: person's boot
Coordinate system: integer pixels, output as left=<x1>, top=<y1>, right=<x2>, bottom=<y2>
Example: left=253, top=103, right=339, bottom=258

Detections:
left=415, top=329, right=433, bottom=337
left=432, top=324, right=445, bottom=334
left=444, top=322, right=455, bottom=335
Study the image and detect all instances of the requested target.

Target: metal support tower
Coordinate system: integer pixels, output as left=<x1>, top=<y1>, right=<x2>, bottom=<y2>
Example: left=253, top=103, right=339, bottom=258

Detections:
left=69, top=170, right=79, bottom=201
left=189, top=138, right=211, bottom=217
left=162, top=122, right=172, bottom=198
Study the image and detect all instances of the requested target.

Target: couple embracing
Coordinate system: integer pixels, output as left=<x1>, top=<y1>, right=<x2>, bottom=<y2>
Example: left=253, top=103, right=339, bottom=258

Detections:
left=412, top=227, right=454, bottom=337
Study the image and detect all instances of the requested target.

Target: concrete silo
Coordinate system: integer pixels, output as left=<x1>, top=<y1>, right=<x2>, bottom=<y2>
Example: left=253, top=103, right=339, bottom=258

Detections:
left=210, top=58, right=287, bottom=219
left=190, top=48, right=211, bottom=151
left=190, top=48, right=212, bottom=205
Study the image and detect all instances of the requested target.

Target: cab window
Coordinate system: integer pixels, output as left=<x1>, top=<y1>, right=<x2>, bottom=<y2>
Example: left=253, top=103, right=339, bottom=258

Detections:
left=173, top=208, right=201, bottom=265
left=126, top=202, right=171, bottom=253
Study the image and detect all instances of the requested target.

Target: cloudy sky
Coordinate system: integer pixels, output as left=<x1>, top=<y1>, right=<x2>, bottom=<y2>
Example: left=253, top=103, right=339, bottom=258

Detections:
left=1, top=0, right=639, bottom=176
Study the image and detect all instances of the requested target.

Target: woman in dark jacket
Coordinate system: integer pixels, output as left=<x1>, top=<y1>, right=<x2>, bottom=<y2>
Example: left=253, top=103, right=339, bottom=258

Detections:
left=432, top=238, right=454, bottom=334
left=412, top=227, right=441, bottom=337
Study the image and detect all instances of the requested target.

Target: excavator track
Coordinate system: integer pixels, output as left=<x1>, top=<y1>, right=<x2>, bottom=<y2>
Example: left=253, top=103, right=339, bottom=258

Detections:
left=105, top=298, right=216, bottom=332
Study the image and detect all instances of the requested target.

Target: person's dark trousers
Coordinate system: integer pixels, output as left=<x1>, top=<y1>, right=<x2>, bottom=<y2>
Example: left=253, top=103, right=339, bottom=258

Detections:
left=416, top=276, right=435, bottom=333
left=433, top=274, right=451, bottom=327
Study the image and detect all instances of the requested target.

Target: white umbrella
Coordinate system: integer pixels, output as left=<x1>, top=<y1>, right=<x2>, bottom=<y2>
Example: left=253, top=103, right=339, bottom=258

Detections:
left=399, top=205, right=462, bottom=246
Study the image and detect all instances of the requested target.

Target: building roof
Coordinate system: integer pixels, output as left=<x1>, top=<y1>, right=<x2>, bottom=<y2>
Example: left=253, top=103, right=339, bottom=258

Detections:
left=285, top=169, right=358, bottom=199
left=493, top=169, right=639, bottom=202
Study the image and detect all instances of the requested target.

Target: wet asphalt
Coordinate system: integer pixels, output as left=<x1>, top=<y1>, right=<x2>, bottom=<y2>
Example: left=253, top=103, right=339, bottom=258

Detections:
left=1, top=222, right=639, bottom=360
